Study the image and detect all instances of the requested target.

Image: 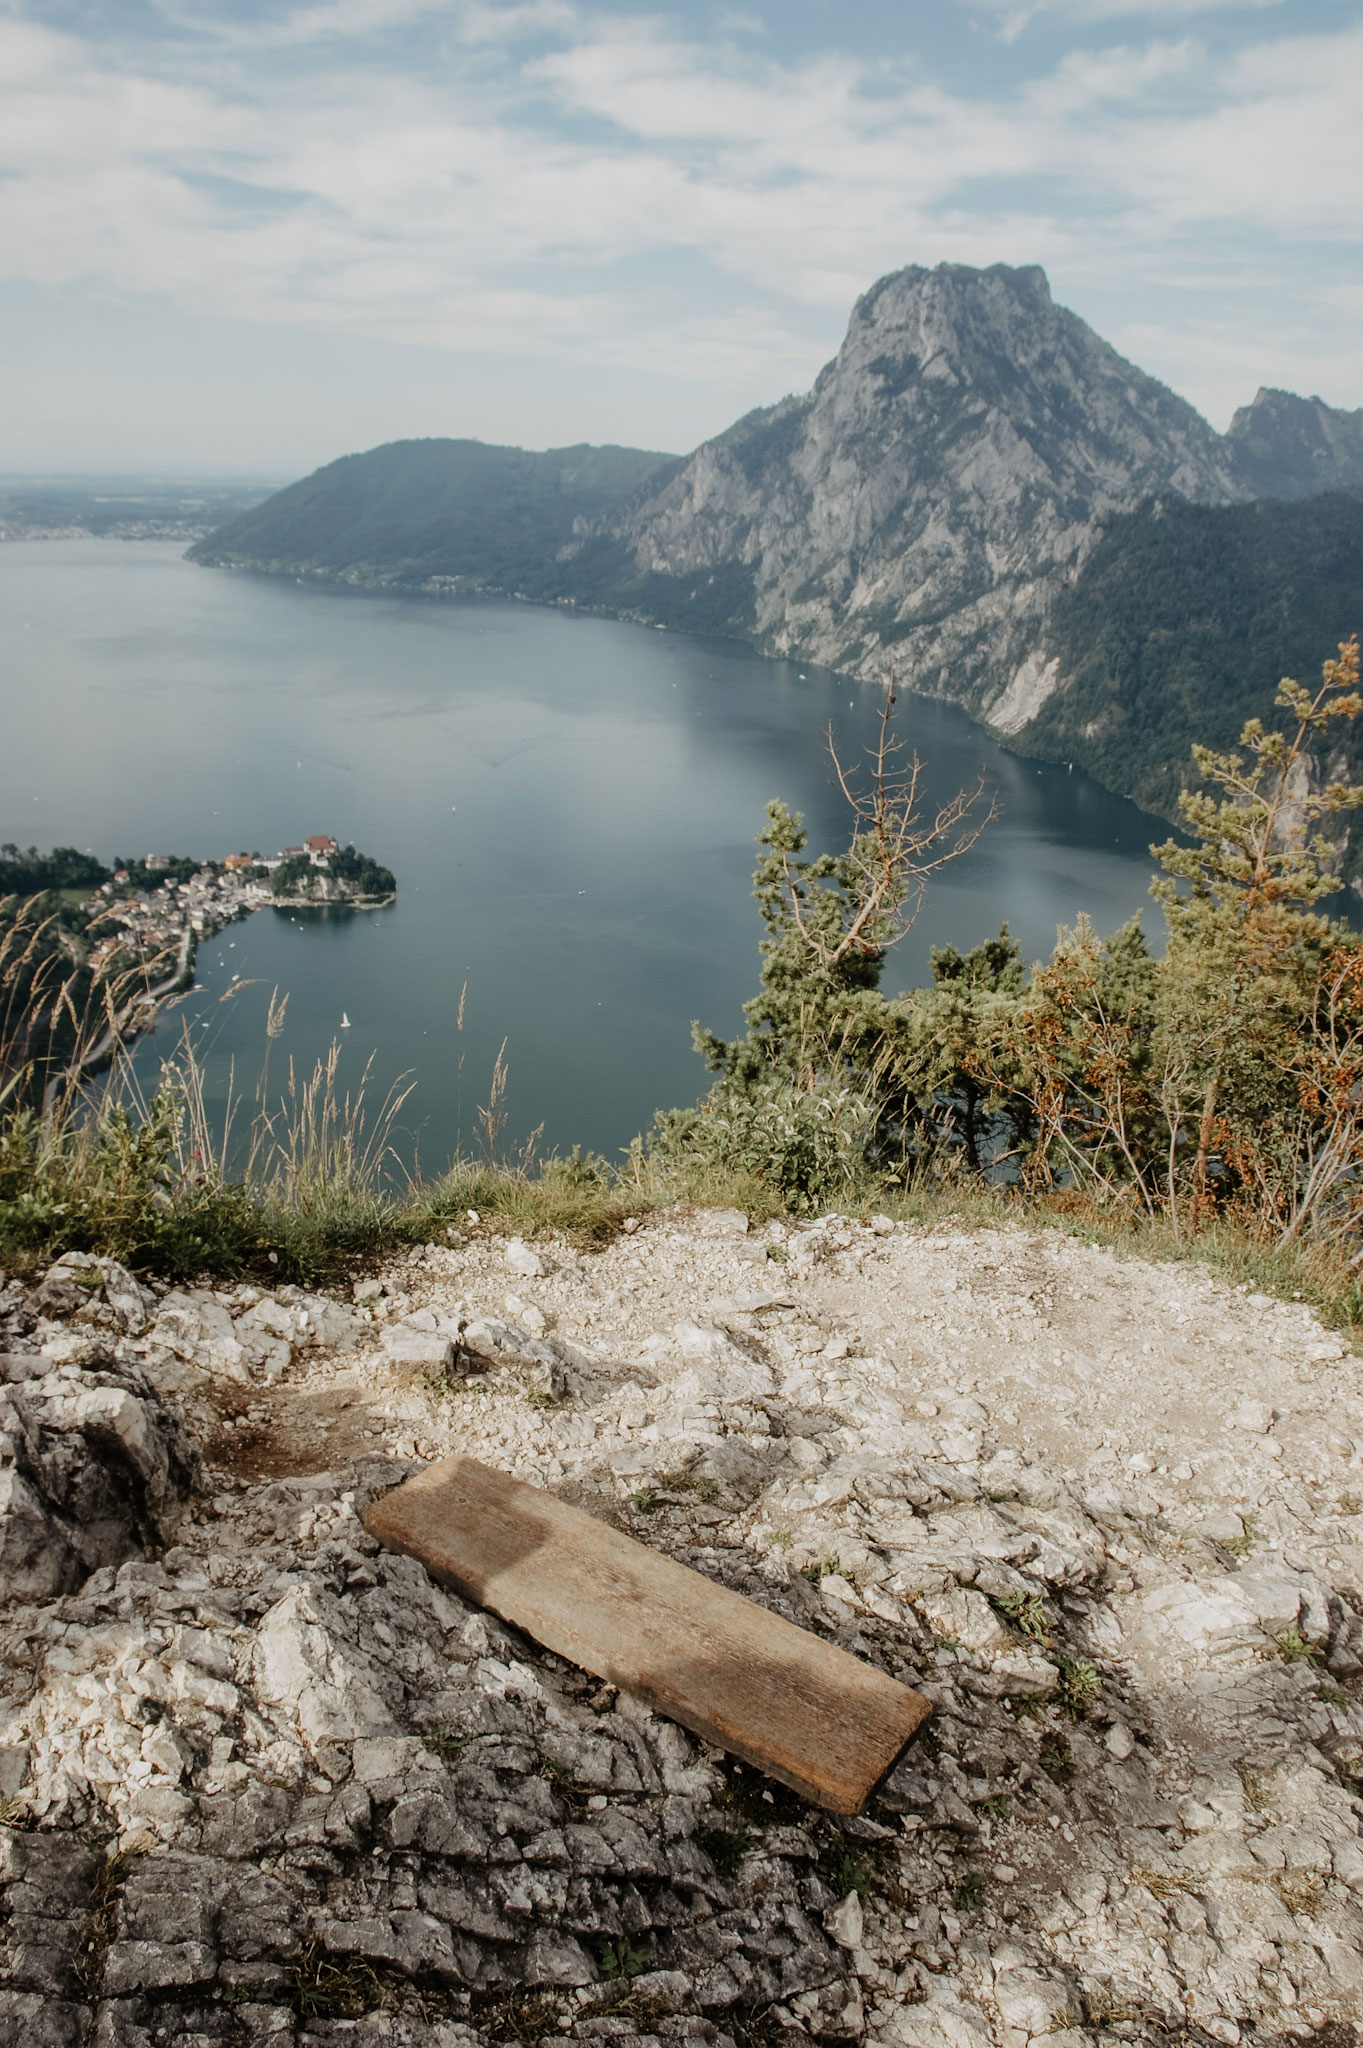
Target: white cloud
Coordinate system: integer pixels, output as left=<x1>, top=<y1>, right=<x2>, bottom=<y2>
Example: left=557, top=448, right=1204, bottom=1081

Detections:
left=969, top=0, right=1284, bottom=35
left=0, top=3, right=1359, bottom=428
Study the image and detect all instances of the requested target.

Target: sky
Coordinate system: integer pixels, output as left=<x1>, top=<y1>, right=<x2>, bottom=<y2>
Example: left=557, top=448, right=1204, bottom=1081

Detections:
left=2, top=0, right=1361, bottom=478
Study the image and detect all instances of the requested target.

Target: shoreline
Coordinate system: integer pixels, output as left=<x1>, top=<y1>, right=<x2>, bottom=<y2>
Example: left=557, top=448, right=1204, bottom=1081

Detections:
left=47, top=876, right=397, bottom=1100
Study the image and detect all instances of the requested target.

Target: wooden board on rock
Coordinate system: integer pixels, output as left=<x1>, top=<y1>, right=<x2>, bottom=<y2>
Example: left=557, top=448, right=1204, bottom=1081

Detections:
left=365, top=1454, right=931, bottom=1814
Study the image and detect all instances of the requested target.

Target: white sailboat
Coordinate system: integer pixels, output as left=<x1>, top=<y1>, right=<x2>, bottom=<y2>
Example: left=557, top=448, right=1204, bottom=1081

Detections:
left=340, top=1012, right=351, bottom=1028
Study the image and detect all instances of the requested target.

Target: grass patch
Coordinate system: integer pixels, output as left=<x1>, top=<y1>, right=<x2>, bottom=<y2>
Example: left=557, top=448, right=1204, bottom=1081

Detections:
left=981, top=1794, right=1013, bottom=1822
left=642, top=1466, right=728, bottom=1515
left=1276, top=1867, right=1327, bottom=1918
left=421, top=1723, right=476, bottom=1765
left=595, top=1935, right=655, bottom=1980
left=582, top=1981, right=675, bottom=2028
left=990, top=1590, right=1053, bottom=1646
left=1275, top=1624, right=1319, bottom=1665
left=538, top=1755, right=597, bottom=1815
left=71, top=1845, right=143, bottom=2001
left=1318, top=1681, right=1352, bottom=1707
left=1039, top=1733, right=1075, bottom=1781
left=288, top=1937, right=396, bottom=2020
left=1132, top=1866, right=1194, bottom=1901
left=466, top=1986, right=560, bottom=2042
left=1055, top=1656, right=1101, bottom=1720
left=6, top=1014, right=1363, bottom=1352
left=951, top=1872, right=989, bottom=1910
left=726, top=2005, right=791, bottom=2048
left=1242, top=1768, right=1277, bottom=1813
left=1221, top=1514, right=1261, bottom=1558
left=818, top=1829, right=877, bottom=1901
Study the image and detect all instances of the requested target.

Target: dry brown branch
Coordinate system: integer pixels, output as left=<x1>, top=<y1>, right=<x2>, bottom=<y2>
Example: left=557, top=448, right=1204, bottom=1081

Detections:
left=779, top=679, right=996, bottom=971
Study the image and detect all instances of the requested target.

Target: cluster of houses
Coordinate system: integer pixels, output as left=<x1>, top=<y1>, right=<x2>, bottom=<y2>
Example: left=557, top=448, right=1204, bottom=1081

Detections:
left=85, top=836, right=341, bottom=979
left=224, top=834, right=339, bottom=874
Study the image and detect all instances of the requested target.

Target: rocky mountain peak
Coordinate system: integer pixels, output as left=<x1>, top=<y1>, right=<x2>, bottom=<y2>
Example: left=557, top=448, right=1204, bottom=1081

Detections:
left=605, top=261, right=1246, bottom=712
left=1226, top=384, right=1363, bottom=498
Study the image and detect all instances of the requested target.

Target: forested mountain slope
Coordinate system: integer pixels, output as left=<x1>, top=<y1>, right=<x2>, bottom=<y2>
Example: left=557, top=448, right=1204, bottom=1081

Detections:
left=1001, top=493, right=1363, bottom=873
left=189, top=438, right=675, bottom=590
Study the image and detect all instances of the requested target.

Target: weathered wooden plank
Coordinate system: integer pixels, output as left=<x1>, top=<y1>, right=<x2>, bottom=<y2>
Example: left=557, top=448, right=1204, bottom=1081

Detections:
left=365, top=1455, right=931, bottom=1814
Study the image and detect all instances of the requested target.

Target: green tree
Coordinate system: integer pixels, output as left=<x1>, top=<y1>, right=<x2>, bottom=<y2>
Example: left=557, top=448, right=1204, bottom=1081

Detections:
left=662, top=686, right=993, bottom=1202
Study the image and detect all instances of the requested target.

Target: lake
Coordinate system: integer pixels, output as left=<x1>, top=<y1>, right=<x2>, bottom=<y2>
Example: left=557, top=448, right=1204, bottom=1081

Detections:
left=2, top=540, right=1174, bottom=1165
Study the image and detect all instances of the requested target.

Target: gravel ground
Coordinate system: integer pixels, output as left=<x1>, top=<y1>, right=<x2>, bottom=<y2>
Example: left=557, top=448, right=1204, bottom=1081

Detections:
left=2, top=1208, right=1362, bottom=2048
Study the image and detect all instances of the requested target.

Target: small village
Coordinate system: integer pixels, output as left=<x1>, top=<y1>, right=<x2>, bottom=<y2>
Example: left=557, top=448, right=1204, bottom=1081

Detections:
left=83, top=833, right=345, bottom=981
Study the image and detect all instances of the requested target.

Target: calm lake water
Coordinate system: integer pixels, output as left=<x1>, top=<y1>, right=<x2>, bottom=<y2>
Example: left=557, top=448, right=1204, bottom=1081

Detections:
left=3, top=540, right=1175, bottom=1164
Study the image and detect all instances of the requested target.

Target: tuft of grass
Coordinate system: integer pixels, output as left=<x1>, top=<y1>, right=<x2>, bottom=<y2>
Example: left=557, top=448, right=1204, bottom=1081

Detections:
left=1004, top=1691, right=1048, bottom=1720
left=1039, top=1733, right=1075, bottom=1781
left=582, top=1981, right=674, bottom=2028
left=951, top=1872, right=988, bottom=1910
left=596, top=1935, right=654, bottom=1980
left=1276, top=1867, right=1327, bottom=1918
left=629, top=1487, right=660, bottom=1515
left=1242, top=1768, right=1277, bottom=1813
left=421, top=1723, right=476, bottom=1765
left=725, top=2004, right=791, bottom=2048
left=538, top=1755, right=597, bottom=1815
left=467, top=1987, right=560, bottom=2042
left=1223, top=1515, right=1261, bottom=1558
left=1055, top=1656, right=1101, bottom=1720
left=71, top=1845, right=143, bottom=2001
left=991, top=1590, right=1053, bottom=1646
left=1317, top=1681, right=1352, bottom=1707
left=818, top=1830, right=876, bottom=1901
left=288, top=1937, right=394, bottom=2020
left=1132, top=1865, right=1193, bottom=1901
left=1275, top=1624, right=1319, bottom=1665
left=800, top=1556, right=844, bottom=1585
left=655, top=1467, right=723, bottom=1505
left=981, top=1794, right=1012, bottom=1822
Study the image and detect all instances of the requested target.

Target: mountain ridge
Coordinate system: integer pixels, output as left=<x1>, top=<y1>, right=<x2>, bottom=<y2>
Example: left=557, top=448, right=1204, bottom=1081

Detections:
left=190, top=262, right=1363, bottom=753
left=187, top=436, right=676, bottom=591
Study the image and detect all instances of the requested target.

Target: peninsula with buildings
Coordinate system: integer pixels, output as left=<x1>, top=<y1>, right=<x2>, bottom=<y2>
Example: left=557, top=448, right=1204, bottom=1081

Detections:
left=0, top=835, right=396, bottom=1086
left=80, top=833, right=397, bottom=985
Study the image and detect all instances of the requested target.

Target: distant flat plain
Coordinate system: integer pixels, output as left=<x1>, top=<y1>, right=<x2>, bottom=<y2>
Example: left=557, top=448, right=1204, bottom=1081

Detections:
left=2, top=540, right=1173, bottom=1162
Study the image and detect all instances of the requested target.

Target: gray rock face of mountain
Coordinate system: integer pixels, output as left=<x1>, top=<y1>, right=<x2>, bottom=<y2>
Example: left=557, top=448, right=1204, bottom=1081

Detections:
left=1226, top=385, right=1363, bottom=499
left=187, top=263, right=1362, bottom=744
left=588, top=264, right=1246, bottom=717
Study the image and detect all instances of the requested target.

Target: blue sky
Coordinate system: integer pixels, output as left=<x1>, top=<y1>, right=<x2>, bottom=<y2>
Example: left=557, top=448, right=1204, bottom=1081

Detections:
left=2, top=0, right=1360, bottom=475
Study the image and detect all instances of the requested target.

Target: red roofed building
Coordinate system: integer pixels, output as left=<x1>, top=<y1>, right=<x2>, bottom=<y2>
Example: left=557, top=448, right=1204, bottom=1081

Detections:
left=305, top=834, right=339, bottom=867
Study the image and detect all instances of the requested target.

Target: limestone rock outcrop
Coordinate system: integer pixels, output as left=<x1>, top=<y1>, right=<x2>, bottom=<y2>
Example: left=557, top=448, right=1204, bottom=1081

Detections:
left=3, top=1214, right=1363, bottom=2044
left=0, top=1347, right=198, bottom=1598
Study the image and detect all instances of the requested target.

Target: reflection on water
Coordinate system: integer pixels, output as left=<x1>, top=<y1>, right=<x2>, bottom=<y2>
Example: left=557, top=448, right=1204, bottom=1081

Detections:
left=2, top=541, right=1176, bottom=1162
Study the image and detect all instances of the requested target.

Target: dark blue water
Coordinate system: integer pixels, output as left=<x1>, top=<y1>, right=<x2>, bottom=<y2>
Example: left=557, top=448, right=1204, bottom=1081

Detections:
left=2, top=541, right=1173, bottom=1164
